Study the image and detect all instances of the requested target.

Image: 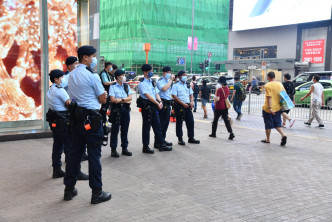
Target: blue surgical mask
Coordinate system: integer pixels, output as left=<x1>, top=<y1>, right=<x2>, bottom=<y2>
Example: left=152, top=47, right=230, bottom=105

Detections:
left=165, top=73, right=171, bottom=80
left=148, top=71, right=153, bottom=78
left=60, top=78, right=66, bottom=88
left=181, top=76, right=187, bottom=82
left=90, top=57, right=97, bottom=68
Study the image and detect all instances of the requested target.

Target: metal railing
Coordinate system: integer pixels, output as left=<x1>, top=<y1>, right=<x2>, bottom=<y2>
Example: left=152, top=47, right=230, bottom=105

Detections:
left=197, top=89, right=332, bottom=122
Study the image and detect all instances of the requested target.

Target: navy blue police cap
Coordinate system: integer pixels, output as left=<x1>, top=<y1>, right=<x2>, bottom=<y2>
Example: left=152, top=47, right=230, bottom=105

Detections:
left=65, top=56, right=78, bottom=66
left=77, top=45, right=97, bottom=57
left=114, top=69, right=125, bottom=78
left=162, top=66, right=172, bottom=72
left=177, top=70, right=186, bottom=77
left=49, top=69, right=64, bottom=79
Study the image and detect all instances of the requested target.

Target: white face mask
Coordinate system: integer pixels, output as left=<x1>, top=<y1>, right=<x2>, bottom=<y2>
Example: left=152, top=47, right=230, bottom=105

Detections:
left=90, top=57, right=97, bottom=68
left=121, top=76, right=127, bottom=83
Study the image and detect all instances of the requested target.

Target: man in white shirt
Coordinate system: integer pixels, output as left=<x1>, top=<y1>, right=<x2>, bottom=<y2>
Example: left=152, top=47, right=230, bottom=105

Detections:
left=301, top=75, right=324, bottom=128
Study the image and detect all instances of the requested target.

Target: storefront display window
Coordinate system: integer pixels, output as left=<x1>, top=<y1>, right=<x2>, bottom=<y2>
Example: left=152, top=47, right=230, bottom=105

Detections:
left=0, top=0, right=77, bottom=131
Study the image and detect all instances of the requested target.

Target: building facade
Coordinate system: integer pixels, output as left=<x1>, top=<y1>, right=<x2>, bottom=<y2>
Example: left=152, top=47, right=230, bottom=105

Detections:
left=222, top=0, right=332, bottom=81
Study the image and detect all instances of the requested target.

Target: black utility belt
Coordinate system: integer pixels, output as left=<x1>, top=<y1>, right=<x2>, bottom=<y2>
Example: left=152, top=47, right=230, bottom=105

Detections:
left=112, top=103, right=130, bottom=109
left=175, top=102, right=190, bottom=109
left=161, top=99, right=173, bottom=105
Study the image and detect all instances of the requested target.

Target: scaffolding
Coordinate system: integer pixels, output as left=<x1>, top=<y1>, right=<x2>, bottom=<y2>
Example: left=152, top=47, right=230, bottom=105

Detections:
left=100, top=0, right=229, bottom=75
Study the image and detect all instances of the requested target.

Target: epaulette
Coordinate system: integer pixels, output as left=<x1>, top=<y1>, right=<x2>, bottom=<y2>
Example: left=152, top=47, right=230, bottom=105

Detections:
left=55, top=85, right=63, bottom=89
left=86, top=67, right=95, bottom=73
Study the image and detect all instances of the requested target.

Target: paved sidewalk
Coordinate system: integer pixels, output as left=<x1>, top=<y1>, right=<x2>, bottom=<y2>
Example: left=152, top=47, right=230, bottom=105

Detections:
left=0, top=110, right=331, bottom=221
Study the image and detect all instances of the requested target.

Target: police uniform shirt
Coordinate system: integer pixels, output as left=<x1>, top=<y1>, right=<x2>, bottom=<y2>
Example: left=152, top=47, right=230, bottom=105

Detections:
left=171, top=81, right=193, bottom=104
left=109, top=82, right=133, bottom=99
left=138, top=77, right=157, bottom=100
left=68, top=64, right=105, bottom=110
left=62, top=71, right=70, bottom=92
left=100, top=70, right=111, bottom=84
left=157, top=77, right=172, bottom=100
left=47, top=84, right=70, bottom=111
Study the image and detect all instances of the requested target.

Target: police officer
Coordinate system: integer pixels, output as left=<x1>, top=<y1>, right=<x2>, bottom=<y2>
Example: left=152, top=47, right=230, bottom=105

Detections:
left=46, top=69, right=88, bottom=180
left=99, top=61, right=114, bottom=146
left=138, top=64, right=172, bottom=153
left=156, top=66, right=174, bottom=147
left=62, top=56, right=78, bottom=91
left=63, top=56, right=89, bottom=161
left=109, top=69, right=133, bottom=157
left=64, top=45, right=111, bottom=204
left=171, top=70, right=200, bottom=145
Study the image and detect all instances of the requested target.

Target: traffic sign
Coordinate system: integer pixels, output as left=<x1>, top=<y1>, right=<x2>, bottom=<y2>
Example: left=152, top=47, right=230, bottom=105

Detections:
left=261, top=61, right=267, bottom=69
left=208, top=52, right=212, bottom=58
left=176, top=57, right=186, bottom=65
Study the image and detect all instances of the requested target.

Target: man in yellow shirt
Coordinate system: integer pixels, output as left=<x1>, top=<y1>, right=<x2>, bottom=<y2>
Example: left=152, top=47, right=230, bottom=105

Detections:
left=261, top=72, right=287, bottom=146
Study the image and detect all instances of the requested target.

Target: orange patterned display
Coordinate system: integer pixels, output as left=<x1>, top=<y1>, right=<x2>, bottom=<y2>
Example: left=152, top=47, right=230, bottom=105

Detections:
left=0, top=0, right=77, bottom=122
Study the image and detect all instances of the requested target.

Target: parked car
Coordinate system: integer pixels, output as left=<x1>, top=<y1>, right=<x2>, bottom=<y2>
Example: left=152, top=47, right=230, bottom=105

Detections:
left=294, top=80, right=332, bottom=109
left=292, top=71, right=332, bottom=87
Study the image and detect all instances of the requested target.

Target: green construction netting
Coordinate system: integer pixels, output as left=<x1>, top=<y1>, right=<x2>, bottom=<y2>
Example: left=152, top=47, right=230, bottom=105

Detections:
left=100, top=0, right=229, bottom=74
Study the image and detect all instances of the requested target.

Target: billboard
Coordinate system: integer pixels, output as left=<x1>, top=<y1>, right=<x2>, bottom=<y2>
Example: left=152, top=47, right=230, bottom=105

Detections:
left=233, top=0, right=332, bottom=31
left=0, top=0, right=77, bottom=122
left=302, top=39, right=325, bottom=64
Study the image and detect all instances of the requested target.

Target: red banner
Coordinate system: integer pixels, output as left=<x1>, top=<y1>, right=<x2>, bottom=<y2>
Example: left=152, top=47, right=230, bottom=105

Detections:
left=302, top=39, right=325, bottom=63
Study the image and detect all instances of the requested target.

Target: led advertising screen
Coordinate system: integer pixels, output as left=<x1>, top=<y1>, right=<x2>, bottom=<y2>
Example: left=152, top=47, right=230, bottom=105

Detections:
left=0, top=0, right=77, bottom=122
left=232, top=0, right=332, bottom=31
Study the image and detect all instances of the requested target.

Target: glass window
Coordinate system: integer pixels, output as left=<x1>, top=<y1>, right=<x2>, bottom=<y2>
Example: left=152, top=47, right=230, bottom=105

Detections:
left=299, top=82, right=313, bottom=91
left=321, top=82, right=331, bottom=89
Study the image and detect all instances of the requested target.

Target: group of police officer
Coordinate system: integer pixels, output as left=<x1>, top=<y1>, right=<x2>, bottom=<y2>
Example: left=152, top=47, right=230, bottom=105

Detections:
left=46, top=45, right=200, bottom=205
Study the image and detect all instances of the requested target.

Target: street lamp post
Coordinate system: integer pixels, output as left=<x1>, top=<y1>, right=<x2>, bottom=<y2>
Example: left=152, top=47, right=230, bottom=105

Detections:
left=190, top=0, right=195, bottom=73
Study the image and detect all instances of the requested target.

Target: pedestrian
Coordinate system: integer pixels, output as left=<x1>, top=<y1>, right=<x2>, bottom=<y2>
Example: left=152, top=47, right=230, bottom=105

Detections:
left=172, top=70, right=200, bottom=145
left=99, top=61, right=114, bottom=146
left=200, top=80, right=211, bottom=118
left=109, top=69, right=133, bottom=157
left=137, top=64, right=172, bottom=153
left=191, top=75, right=199, bottom=112
left=281, top=74, right=296, bottom=128
left=231, top=76, right=244, bottom=120
left=261, top=71, right=287, bottom=146
left=64, top=45, right=111, bottom=204
left=156, top=66, right=174, bottom=146
left=301, top=74, right=325, bottom=128
left=209, top=76, right=235, bottom=140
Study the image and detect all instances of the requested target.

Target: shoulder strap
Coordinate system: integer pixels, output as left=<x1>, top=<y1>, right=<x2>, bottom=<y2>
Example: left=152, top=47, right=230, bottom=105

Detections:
left=124, top=83, right=129, bottom=95
left=86, top=67, right=94, bottom=73
left=221, top=87, right=226, bottom=98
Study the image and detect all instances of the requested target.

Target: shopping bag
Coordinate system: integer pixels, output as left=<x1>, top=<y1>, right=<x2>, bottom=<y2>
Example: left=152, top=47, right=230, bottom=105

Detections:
left=280, top=85, right=294, bottom=111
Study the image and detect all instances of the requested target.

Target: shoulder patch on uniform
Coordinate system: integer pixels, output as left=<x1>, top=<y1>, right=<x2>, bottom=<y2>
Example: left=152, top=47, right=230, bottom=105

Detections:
left=55, top=85, right=63, bottom=88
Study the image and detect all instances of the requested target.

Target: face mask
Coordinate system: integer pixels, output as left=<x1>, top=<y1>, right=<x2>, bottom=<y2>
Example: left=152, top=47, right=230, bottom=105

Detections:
left=59, top=78, right=66, bottom=87
left=165, top=73, right=171, bottom=80
left=148, top=72, right=153, bottom=78
left=181, top=76, right=187, bottom=82
left=121, top=76, right=127, bottom=83
left=90, top=57, right=97, bottom=68
left=110, top=67, right=113, bottom=71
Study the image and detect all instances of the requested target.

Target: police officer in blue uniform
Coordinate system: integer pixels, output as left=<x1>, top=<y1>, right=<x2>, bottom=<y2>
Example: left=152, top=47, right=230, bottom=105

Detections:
left=172, top=70, right=200, bottom=145
left=62, top=56, right=89, bottom=162
left=64, top=45, right=111, bottom=204
left=46, top=69, right=88, bottom=180
left=156, top=66, right=174, bottom=147
left=137, top=64, right=172, bottom=153
left=109, top=69, right=133, bottom=157
left=61, top=56, right=78, bottom=91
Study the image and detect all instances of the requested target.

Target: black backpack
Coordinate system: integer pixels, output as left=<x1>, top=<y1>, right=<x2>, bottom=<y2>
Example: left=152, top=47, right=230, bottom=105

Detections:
left=235, top=82, right=247, bottom=101
left=193, top=82, right=199, bottom=94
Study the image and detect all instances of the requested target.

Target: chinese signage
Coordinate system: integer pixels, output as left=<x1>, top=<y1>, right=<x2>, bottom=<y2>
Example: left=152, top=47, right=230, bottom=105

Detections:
left=302, top=39, right=325, bottom=64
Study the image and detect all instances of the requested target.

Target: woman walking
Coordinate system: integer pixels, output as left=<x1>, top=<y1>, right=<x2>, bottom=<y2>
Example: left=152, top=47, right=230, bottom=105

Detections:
left=200, top=80, right=211, bottom=118
left=209, top=77, right=235, bottom=140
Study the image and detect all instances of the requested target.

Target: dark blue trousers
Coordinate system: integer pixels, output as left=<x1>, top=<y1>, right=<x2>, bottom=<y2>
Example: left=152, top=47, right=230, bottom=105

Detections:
left=141, top=106, right=164, bottom=146
left=50, top=125, right=70, bottom=167
left=158, top=104, right=171, bottom=140
left=110, top=107, right=130, bottom=150
left=175, top=107, right=195, bottom=139
left=64, top=121, right=103, bottom=190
